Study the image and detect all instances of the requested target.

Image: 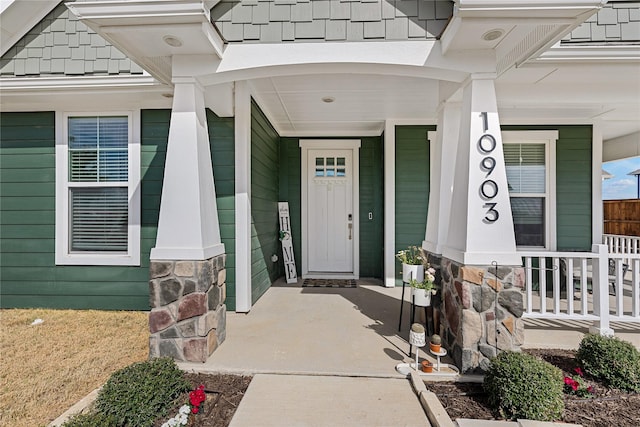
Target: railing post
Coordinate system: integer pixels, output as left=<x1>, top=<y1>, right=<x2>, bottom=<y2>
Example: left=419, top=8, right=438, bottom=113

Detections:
left=589, top=244, right=614, bottom=336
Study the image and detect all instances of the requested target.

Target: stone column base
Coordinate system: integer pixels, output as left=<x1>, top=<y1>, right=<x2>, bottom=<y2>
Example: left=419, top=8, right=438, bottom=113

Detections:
left=425, top=252, right=525, bottom=374
left=148, top=254, right=227, bottom=363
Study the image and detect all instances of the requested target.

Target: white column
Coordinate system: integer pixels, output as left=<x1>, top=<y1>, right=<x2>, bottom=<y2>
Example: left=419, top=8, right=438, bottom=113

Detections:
left=384, top=120, right=396, bottom=287
left=234, top=81, right=252, bottom=312
left=589, top=244, right=614, bottom=336
left=424, top=102, right=461, bottom=255
left=592, top=120, right=604, bottom=244
left=441, top=74, right=520, bottom=266
left=150, top=77, right=224, bottom=260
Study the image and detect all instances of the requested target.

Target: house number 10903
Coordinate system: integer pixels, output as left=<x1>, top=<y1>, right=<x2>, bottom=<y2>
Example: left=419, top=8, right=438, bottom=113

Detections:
left=479, top=112, right=499, bottom=223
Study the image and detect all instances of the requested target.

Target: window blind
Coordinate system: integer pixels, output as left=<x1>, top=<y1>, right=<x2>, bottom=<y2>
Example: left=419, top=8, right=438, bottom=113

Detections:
left=69, top=116, right=128, bottom=182
left=70, top=187, right=128, bottom=252
left=504, top=144, right=545, bottom=193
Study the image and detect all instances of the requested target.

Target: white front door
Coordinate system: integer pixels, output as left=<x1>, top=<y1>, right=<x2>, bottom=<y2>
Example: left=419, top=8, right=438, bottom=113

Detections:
left=301, top=140, right=360, bottom=278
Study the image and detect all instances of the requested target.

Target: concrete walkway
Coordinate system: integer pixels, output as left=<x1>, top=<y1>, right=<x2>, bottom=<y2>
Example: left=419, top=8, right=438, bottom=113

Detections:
left=230, top=374, right=431, bottom=427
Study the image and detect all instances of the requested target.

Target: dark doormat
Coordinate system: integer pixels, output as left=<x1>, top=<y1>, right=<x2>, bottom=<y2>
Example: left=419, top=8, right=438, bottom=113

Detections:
left=302, top=279, right=357, bottom=288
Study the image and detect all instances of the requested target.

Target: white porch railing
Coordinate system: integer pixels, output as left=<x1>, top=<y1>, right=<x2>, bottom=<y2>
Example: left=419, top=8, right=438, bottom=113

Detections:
left=520, top=244, right=640, bottom=334
left=604, top=234, right=640, bottom=267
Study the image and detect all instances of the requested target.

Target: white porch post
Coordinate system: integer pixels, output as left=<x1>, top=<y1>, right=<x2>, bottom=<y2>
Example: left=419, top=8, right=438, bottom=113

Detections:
left=234, top=81, right=252, bottom=312
left=384, top=120, right=396, bottom=287
left=424, top=102, right=461, bottom=254
left=441, top=74, right=520, bottom=266
left=150, top=77, right=224, bottom=260
left=590, top=243, right=614, bottom=336
left=592, top=120, right=604, bottom=244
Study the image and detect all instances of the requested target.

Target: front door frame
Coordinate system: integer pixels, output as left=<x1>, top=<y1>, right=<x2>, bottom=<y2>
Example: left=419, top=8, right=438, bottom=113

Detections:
left=300, top=139, right=361, bottom=279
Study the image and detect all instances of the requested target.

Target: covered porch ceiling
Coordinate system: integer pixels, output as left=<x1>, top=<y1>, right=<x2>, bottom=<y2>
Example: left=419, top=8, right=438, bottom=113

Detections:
left=53, top=0, right=640, bottom=147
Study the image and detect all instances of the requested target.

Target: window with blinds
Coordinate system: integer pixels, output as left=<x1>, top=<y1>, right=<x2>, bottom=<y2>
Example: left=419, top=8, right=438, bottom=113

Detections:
left=68, top=116, right=129, bottom=253
left=505, top=143, right=547, bottom=247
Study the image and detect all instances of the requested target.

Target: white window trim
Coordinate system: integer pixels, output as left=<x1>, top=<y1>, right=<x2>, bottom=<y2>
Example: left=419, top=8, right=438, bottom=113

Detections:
left=503, top=130, right=558, bottom=252
left=55, top=111, right=141, bottom=266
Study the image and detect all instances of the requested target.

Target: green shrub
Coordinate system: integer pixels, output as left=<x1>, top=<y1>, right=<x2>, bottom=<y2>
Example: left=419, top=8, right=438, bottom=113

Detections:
left=484, top=351, right=564, bottom=421
left=62, top=411, right=116, bottom=427
left=576, top=334, right=640, bottom=392
left=95, top=357, right=190, bottom=427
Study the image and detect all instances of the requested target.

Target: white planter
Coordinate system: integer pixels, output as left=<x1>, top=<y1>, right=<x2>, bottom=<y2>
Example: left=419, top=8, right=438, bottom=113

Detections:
left=402, top=264, right=424, bottom=283
left=412, top=288, right=432, bottom=307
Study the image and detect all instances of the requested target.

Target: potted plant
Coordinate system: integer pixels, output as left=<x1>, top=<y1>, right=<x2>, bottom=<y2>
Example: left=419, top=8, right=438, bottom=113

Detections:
left=409, top=267, right=437, bottom=306
left=396, top=246, right=424, bottom=283
left=421, top=360, right=433, bottom=373
left=430, top=334, right=442, bottom=353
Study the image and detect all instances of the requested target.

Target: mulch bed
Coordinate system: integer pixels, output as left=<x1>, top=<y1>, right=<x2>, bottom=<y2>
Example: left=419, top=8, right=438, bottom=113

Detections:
left=154, top=373, right=252, bottom=427
left=427, top=348, right=640, bottom=427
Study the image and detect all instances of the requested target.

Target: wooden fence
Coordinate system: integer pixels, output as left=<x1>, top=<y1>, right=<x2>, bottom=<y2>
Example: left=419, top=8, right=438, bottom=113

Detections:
left=604, top=199, right=640, bottom=237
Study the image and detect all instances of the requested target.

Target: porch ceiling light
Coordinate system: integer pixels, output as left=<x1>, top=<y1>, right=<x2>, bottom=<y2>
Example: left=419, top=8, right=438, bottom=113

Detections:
left=482, top=29, right=504, bottom=41
left=162, top=35, right=183, bottom=47
left=322, top=96, right=335, bottom=103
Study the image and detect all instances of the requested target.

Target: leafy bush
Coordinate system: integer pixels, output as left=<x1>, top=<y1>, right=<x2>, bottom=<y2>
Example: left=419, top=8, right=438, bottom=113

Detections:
left=95, top=357, right=190, bottom=427
left=484, top=351, right=564, bottom=421
left=62, top=411, right=116, bottom=427
left=576, top=334, right=640, bottom=392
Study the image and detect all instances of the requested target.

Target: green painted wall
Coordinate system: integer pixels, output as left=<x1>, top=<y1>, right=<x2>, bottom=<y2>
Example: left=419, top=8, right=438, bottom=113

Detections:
left=0, top=111, right=160, bottom=309
left=278, top=136, right=384, bottom=278
left=395, top=126, right=433, bottom=282
left=359, top=136, right=384, bottom=277
left=0, top=109, right=239, bottom=310
left=207, top=110, right=237, bottom=311
left=279, top=137, right=303, bottom=274
left=250, top=101, right=281, bottom=303
left=503, top=125, right=593, bottom=251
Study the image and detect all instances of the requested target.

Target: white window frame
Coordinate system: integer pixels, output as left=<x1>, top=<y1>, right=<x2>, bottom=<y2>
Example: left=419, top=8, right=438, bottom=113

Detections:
left=55, top=111, right=141, bottom=266
left=503, top=130, right=558, bottom=252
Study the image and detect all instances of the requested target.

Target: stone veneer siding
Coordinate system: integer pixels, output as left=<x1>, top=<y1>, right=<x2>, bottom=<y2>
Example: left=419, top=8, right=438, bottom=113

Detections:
left=426, top=252, right=525, bottom=374
left=149, top=255, right=227, bottom=363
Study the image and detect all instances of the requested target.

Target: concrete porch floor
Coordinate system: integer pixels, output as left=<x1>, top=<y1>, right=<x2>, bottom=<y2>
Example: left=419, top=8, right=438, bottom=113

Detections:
left=179, top=278, right=430, bottom=378
left=178, top=278, right=640, bottom=377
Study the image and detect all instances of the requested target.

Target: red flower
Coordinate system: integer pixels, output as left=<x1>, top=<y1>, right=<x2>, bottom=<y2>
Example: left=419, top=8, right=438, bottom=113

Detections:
left=564, top=376, right=574, bottom=385
left=573, top=367, right=584, bottom=377
left=571, top=382, right=578, bottom=391
left=192, top=406, right=198, bottom=414
left=587, top=385, right=594, bottom=393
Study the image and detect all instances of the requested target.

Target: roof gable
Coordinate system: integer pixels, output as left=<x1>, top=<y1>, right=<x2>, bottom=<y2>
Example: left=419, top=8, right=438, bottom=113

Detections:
left=0, top=1, right=143, bottom=77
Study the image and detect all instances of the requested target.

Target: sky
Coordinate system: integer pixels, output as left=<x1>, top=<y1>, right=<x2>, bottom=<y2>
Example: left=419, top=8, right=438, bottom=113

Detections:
left=602, top=157, right=640, bottom=200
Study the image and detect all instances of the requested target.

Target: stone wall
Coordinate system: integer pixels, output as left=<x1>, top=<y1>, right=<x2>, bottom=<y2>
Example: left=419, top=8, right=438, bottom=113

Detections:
left=148, top=254, right=226, bottom=363
left=425, top=252, right=525, bottom=374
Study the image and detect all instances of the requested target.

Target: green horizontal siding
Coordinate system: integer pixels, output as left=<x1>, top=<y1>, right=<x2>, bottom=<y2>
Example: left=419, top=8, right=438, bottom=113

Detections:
left=250, top=100, right=280, bottom=304
left=207, top=109, right=236, bottom=311
left=359, top=136, right=384, bottom=278
left=395, top=126, right=433, bottom=282
left=279, top=137, right=303, bottom=275
left=0, top=110, right=168, bottom=310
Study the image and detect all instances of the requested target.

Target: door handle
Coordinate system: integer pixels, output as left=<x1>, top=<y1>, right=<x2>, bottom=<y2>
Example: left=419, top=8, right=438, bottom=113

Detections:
left=348, top=223, right=352, bottom=240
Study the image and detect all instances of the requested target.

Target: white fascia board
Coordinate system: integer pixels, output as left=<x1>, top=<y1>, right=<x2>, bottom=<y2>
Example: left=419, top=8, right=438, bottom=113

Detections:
left=0, top=75, right=160, bottom=91
left=536, top=44, right=640, bottom=62
left=454, top=0, right=605, bottom=17
left=203, top=41, right=493, bottom=86
left=67, top=0, right=212, bottom=23
left=0, top=0, right=59, bottom=56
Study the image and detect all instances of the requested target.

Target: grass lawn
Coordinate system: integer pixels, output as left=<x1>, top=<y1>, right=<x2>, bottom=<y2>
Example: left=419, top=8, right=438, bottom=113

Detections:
left=0, top=309, right=148, bottom=427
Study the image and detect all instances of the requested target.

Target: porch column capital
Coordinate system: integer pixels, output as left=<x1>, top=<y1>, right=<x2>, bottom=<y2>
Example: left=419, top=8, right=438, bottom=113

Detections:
left=150, top=78, right=224, bottom=260
left=441, top=77, right=520, bottom=266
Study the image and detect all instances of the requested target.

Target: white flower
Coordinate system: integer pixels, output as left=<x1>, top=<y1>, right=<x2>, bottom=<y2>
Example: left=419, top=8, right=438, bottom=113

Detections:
left=179, top=405, right=191, bottom=415
left=427, top=267, right=435, bottom=274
